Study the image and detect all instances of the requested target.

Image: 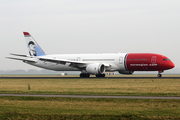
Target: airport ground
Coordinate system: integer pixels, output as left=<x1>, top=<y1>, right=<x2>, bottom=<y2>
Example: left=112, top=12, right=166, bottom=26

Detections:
left=0, top=75, right=180, bottom=119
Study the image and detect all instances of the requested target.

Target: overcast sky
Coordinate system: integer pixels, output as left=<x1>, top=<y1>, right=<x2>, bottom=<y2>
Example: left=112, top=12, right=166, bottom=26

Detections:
left=1, top=0, right=180, bottom=71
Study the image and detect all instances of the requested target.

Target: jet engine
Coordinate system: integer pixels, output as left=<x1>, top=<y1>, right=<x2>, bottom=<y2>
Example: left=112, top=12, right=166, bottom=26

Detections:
left=86, top=63, right=105, bottom=75
left=118, top=70, right=134, bottom=75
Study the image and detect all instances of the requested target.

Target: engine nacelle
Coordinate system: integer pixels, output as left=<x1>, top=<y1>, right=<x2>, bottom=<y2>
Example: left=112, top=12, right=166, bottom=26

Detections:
left=118, top=70, right=134, bottom=75
left=86, top=63, right=105, bottom=75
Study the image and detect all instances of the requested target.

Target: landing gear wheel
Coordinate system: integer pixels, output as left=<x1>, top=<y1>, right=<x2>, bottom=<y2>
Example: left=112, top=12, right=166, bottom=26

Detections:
left=157, top=74, right=162, bottom=77
left=80, top=73, right=90, bottom=78
left=96, top=74, right=105, bottom=78
left=102, top=74, right=105, bottom=77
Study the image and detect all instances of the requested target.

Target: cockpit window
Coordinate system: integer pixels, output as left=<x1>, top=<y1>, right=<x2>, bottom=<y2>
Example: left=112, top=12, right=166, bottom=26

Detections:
left=163, top=59, right=170, bottom=61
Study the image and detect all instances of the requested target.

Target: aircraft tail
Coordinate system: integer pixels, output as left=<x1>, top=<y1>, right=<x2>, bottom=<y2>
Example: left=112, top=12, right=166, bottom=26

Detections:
left=23, top=32, right=46, bottom=56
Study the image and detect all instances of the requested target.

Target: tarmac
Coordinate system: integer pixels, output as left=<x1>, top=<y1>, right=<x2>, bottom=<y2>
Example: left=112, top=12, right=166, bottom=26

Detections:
left=0, top=77, right=180, bottom=79
left=0, top=94, right=180, bottom=99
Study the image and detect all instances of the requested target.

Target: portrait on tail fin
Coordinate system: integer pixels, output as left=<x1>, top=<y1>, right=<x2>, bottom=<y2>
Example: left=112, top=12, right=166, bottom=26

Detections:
left=28, top=41, right=37, bottom=56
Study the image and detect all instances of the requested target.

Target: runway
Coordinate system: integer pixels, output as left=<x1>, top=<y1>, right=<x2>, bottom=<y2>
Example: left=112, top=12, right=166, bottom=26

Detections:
left=0, top=94, right=180, bottom=99
left=0, top=77, right=180, bottom=79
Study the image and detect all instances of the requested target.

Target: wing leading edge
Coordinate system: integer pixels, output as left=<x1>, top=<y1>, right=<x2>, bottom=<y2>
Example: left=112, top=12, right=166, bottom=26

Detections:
left=39, top=57, right=87, bottom=69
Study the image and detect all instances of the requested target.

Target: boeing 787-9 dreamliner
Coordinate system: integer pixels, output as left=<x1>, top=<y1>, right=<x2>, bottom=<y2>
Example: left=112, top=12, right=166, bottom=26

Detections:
left=7, top=32, right=175, bottom=77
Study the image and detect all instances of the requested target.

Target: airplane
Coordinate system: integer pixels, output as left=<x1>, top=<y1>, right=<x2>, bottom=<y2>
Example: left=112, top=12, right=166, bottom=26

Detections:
left=6, top=32, right=175, bottom=78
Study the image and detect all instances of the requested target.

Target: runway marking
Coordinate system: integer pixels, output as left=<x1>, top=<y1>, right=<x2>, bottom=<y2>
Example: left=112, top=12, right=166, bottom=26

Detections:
left=1, top=94, right=180, bottom=99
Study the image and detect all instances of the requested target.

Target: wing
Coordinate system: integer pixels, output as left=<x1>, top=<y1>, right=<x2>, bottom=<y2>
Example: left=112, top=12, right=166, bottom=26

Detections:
left=39, top=57, right=87, bottom=69
left=38, top=57, right=111, bottom=69
left=6, top=53, right=87, bottom=68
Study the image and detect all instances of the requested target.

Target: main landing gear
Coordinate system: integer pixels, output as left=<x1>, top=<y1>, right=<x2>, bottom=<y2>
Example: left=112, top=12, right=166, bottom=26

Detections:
left=157, top=70, right=164, bottom=77
left=80, top=73, right=90, bottom=78
left=96, top=74, right=105, bottom=78
left=80, top=73, right=106, bottom=78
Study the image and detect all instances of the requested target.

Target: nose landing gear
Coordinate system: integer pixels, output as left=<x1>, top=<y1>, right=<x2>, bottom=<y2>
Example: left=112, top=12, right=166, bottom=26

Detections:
left=157, top=70, right=164, bottom=77
left=157, top=74, right=162, bottom=77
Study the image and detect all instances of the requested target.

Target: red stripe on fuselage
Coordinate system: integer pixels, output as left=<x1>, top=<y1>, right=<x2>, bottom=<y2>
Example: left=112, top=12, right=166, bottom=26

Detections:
left=126, top=53, right=174, bottom=71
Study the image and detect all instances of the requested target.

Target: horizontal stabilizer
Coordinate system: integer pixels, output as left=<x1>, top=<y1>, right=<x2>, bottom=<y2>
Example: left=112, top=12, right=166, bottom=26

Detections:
left=6, top=56, right=38, bottom=62
left=10, top=53, right=28, bottom=57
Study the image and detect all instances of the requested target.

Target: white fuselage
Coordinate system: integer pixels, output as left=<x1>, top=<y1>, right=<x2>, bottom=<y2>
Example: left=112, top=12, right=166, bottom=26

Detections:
left=25, top=53, right=127, bottom=72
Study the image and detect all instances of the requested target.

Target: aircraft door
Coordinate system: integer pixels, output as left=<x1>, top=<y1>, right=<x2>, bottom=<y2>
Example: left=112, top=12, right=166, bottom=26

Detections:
left=151, top=56, right=157, bottom=64
left=119, top=57, right=123, bottom=64
left=76, top=57, right=81, bottom=61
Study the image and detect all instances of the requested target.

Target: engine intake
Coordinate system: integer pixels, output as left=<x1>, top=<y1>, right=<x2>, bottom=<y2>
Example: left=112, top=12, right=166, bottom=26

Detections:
left=86, top=63, right=105, bottom=75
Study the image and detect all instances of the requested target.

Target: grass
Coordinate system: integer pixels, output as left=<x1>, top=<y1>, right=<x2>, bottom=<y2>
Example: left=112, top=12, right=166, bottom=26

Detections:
left=0, top=78, right=180, bottom=96
left=0, top=96, right=180, bottom=119
left=1, top=76, right=180, bottom=119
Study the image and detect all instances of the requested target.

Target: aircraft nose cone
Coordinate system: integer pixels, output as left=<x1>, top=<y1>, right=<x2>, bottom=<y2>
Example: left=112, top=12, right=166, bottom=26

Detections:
left=168, top=61, right=175, bottom=69
left=170, top=62, right=175, bottom=68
